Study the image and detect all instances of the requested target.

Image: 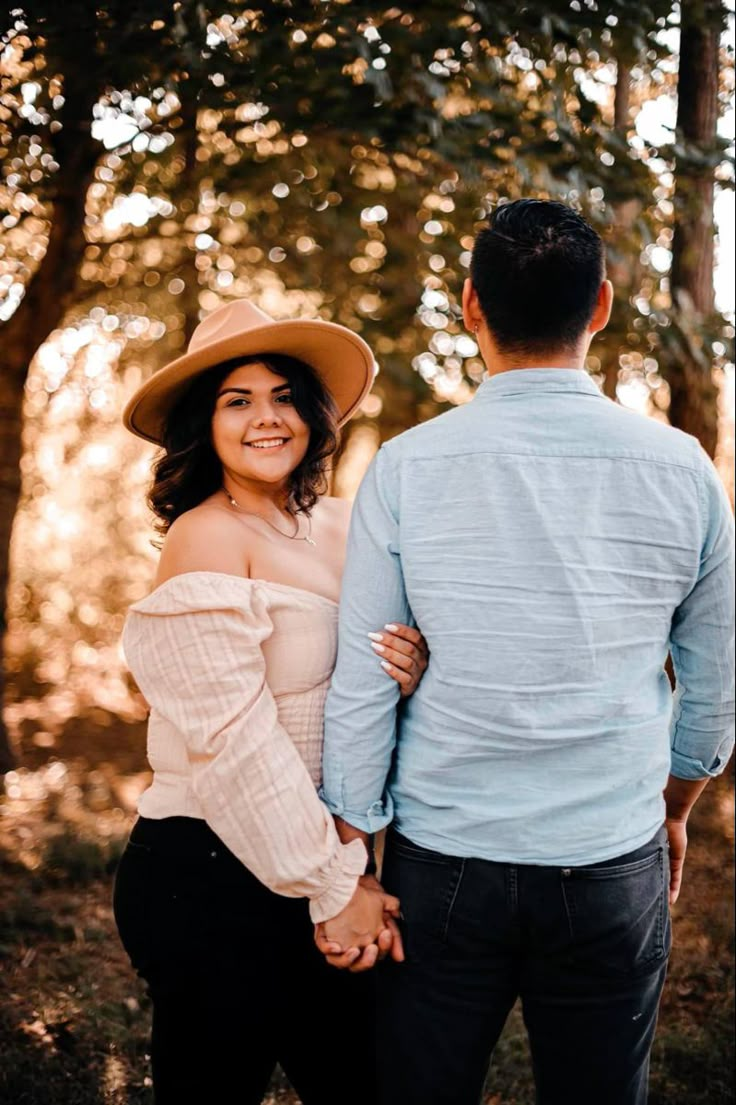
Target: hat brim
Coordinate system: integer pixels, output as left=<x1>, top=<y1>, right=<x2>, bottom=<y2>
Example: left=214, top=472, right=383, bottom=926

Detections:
left=123, top=318, right=376, bottom=444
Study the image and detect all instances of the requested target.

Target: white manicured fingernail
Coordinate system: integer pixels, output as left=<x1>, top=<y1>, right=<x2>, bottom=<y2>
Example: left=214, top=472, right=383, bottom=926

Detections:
left=380, top=660, right=393, bottom=671
left=384, top=624, right=398, bottom=632
left=371, top=641, right=385, bottom=653
left=368, top=632, right=384, bottom=642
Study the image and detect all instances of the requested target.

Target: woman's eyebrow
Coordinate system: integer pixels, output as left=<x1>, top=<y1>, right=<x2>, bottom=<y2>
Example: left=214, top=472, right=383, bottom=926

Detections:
left=217, top=383, right=291, bottom=397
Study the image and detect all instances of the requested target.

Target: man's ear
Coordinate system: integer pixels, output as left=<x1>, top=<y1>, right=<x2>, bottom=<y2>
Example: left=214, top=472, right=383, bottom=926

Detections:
left=590, top=279, right=613, bottom=335
left=462, top=278, right=483, bottom=334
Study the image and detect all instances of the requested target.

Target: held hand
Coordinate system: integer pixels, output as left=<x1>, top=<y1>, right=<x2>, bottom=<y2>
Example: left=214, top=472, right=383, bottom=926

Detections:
left=368, top=623, right=429, bottom=697
left=360, top=873, right=405, bottom=966
left=665, top=816, right=688, bottom=905
left=314, top=879, right=403, bottom=972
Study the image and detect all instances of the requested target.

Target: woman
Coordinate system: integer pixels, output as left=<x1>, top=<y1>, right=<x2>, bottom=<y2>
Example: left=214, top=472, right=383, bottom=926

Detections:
left=114, top=299, right=427, bottom=1105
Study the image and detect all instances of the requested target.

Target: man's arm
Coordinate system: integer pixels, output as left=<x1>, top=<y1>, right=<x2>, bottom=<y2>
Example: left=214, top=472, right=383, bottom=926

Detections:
left=314, top=446, right=411, bottom=968
left=320, top=444, right=411, bottom=834
left=666, top=453, right=735, bottom=901
left=663, top=774, right=710, bottom=905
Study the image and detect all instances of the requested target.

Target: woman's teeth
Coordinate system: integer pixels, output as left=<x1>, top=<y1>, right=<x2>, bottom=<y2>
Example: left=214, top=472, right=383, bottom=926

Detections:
left=247, top=439, right=287, bottom=449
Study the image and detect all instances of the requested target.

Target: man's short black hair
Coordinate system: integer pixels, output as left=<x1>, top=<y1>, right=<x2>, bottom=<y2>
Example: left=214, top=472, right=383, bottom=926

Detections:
left=470, top=199, right=605, bottom=357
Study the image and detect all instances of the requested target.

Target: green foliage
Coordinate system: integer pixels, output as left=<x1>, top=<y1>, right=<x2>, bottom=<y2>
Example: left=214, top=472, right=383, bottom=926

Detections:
left=0, top=883, right=75, bottom=945
left=1, top=1, right=732, bottom=714
left=1, top=1, right=732, bottom=712
left=42, top=829, right=124, bottom=885
left=651, top=1020, right=734, bottom=1105
left=3, top=0, right=731, bottom=440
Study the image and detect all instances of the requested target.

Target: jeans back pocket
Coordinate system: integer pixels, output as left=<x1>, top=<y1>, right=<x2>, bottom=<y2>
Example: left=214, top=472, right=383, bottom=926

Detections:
left=560, top=847, right=671, bottom=978
left=383, top=832, right=465, bottom=964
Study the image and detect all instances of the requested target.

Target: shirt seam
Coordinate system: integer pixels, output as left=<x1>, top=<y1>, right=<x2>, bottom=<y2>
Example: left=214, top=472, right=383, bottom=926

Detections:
left=475, top=387, right=603, bottom=400
left=695, top=457, right=709, bottom=562
left=395, top=450, right=702, bottom=473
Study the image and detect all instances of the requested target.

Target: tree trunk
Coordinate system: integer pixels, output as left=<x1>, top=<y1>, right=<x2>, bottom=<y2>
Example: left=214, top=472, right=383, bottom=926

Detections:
left=178, top=82, right=202, bottom=345
left=603, top=58, right=640, bottom=400
left=0, top=70, right=102, bottom=772
left=667, top=1, right=721, bottom=456
left=0, top=374, right=25, bottom=773
left=166, top=2, right=208, bottom=349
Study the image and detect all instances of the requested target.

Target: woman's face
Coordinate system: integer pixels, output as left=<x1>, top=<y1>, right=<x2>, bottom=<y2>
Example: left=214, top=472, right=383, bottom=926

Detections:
left=210, top=361, right=311, bottom=489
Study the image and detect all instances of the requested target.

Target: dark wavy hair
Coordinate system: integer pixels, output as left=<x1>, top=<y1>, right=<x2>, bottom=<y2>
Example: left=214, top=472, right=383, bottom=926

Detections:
left=148, top=354, right=339, bottom=535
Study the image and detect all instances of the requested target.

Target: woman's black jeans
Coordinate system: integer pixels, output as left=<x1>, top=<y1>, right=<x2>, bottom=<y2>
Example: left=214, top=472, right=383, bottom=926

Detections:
left=377, top=825, right=671, bottom=1105
left=113, top=815, right=374, bottom=1105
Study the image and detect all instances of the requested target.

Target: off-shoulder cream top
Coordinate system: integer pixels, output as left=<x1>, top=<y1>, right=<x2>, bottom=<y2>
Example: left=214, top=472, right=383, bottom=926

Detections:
left=122, top=571, right=366, bottom=923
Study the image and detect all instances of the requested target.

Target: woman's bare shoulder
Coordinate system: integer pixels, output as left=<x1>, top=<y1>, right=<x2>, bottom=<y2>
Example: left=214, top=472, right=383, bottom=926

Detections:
left=315, top=495, right=353, bottom=524
left=312, top=495, right=352, bottom=541
left=155, top=502, right=250, bottom=584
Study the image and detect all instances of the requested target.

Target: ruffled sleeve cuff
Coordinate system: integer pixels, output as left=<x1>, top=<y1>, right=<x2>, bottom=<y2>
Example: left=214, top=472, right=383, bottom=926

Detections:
left=308, top=837, right=368, bottom=924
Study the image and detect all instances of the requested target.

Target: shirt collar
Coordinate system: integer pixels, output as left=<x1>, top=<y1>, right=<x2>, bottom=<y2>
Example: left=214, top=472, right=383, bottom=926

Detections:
left=474, top=368, right=604, bottom=401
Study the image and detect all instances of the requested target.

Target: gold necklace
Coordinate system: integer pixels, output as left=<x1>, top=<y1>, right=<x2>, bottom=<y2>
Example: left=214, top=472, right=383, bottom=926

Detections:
left=223, top=489, right=317, bottom=547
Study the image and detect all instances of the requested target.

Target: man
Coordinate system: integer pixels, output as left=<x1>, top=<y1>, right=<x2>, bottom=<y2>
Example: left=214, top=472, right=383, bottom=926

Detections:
left=317, top=199, right=735, bottom=1105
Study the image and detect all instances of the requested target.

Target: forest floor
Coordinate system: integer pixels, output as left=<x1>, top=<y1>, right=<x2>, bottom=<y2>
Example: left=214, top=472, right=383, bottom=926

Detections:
left=0, top=708, right=733, bottom=1105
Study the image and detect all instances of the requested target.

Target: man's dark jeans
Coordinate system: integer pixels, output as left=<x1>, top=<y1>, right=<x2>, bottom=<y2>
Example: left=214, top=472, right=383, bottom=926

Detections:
left=377, top=825, right=671, bottom=1105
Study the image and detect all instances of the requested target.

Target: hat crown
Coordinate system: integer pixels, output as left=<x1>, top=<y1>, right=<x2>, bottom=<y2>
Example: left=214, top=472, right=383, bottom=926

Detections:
left=188, top=299, right=275, bottom=354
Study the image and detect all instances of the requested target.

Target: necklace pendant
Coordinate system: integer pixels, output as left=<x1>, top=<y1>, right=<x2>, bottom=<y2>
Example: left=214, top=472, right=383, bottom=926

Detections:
left=305, top=535, right=317, bottom=547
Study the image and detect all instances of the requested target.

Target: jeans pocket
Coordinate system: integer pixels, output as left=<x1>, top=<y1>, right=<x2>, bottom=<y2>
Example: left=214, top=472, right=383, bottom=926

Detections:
left=113, top=840, right=157, bottom=978
left=389, top=832, right=454, bottom=865
left=383, top=834, right=465, bottom=964
left=560, top=847, right=671, bottom=978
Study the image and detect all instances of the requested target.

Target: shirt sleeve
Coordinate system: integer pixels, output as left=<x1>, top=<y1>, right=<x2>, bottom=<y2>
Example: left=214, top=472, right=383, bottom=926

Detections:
left=122, top=575, right=366, bottom=923
left=669, top=452, right=735, bottom=779
left=320, top=445, right=412, bottom=833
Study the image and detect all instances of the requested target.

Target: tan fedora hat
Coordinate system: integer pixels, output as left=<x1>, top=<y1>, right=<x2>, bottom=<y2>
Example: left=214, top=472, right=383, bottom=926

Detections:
left=123, top=299, right=377, bottom=444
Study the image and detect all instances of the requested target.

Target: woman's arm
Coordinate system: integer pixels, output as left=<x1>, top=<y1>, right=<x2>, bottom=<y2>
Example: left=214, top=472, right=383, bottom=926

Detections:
left=124, top=572, right=369, bottom=923
left=127, top=507, right=373, bottom=926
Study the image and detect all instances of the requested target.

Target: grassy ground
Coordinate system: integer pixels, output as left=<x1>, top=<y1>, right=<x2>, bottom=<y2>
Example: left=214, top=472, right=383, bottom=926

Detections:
left=0, top=712, right=733, bottom=1104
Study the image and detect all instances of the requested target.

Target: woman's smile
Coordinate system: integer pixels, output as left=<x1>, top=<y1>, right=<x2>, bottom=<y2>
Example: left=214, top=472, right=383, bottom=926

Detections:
left=245, top=436, right=291, bottom=450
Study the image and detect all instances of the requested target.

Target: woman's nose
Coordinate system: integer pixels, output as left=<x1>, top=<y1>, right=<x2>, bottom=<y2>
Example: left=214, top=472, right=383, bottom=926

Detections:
left=252, top=403, right=283, bottom=427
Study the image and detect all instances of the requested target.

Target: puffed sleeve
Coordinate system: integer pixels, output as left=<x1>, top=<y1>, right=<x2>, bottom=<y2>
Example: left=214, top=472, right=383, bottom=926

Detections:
left=122, top=572, right=366, bottom=923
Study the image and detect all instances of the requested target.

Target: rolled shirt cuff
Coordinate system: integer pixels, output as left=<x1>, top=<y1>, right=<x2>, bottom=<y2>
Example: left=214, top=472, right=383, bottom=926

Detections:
left=670, top=745, right=732, bottom=780
left=318, top=787, right=394, bottom=835
left=308, top=836, right=368, bottom=924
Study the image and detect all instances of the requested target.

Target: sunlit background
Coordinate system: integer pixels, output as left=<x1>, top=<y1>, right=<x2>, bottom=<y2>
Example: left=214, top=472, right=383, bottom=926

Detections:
left=0, top=5, right=734, bottom=1101
left=1, top=7, right=733, bottom=783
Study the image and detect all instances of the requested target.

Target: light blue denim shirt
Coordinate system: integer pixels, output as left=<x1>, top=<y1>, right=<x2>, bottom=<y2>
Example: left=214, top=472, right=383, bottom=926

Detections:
left=321, top=369, right=735, bottom=865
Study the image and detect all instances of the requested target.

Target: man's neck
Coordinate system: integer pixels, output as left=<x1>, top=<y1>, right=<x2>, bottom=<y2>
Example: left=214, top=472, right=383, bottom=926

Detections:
left=484, top=354, right=585, bottom=378
left=476, top=333, right=588, bottom=377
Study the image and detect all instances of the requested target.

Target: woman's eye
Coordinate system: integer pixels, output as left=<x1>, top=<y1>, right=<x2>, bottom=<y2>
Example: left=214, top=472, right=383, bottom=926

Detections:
left=226, top=397, right=249, bottom=407
left=276, top=393, right=293, bottom=404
